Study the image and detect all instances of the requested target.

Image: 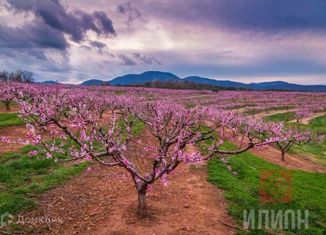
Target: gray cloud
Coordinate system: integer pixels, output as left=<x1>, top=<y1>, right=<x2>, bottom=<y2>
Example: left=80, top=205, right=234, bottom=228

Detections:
left=0, top=22, right=68, bottom=50
left=117, top=2, right=144, bottom=26
left=132, top=53, right=161, bottom=65
left=2, top=0, right=115, bottom=52
left=148, top=0, right=326, bottom=32
left=1, top=0, right=326, bottom=85
left=118, top=54, right=137, bottom=66
left=116, top=53, right=161, bottom=66
left=90, top=40, right=107, bottom=50
left=0, top=0, right=116, bottom=77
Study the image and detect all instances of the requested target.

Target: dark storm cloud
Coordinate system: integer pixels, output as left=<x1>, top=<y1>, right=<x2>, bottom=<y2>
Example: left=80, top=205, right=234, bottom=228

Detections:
left=1, top=0, right=326, bottom=84
left=118, top=54, right=137, bottom=66
left=169, top=55, right=326, bottom=79
left=89, top=40, right=108, bottom=54
left=90, top=41, right=107, bottom=50
left=116, top=53, right=160, bottom=66
left=0, top=21, right=68, bottom=50
left=154, top=0, right=326, bottom=32
left=0, top=47, right=48, bottom=60
left=1, top=0, right=115, bottom=52
left=132, top=53, right=161, bottom=65
left=117, top=2, right=144, bottom=26
left=92, top=11, right=116, bottom=36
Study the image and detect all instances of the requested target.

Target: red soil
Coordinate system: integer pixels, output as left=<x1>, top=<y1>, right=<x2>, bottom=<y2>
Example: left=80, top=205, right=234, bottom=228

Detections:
left=0, top=104, right=20, bottom=113
left=0, top=125, right=28, bottom=154
left=18, top=157, right=235, bottom=234
left=2, top=109, right=325, bottom=234
left=250, top=145, right=326, bottom=173
left=296, top=112, right=325, bottom=124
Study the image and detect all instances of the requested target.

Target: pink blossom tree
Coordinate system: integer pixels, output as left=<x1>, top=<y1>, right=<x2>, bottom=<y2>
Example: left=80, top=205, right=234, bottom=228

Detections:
left=0, top=82, right=22, bottom=110
left=1, top=85, right=283, bottom=218
left=294, top=109, right=312, bottom=123
left=270, top=123, right=321, bottom=161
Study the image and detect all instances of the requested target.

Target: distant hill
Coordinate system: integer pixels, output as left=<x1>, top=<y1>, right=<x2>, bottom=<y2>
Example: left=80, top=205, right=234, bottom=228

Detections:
left=184, top=76, right=250, bottom=89
left=42, top=80, right=59, bottom=84
left=80, top=71, right=326, bottom=92
left=184, top=76, right=326, bottom=92
left=80, top=79, right=108, bottom=86
left=127, top=80, right=235, bottom=91
left=248, top=81, right=326, bottom=92
left=109, top=71, right=180, bottom=85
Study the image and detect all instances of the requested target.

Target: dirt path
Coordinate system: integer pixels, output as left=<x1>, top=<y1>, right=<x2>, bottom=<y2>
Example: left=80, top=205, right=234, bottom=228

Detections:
left=3, top=109, right=324, bottom=234
left=17, top=142, right=235, bottom=235
left=245, top=110, right=326, bottom=172
left=0, top=125, right=28, bottom=154
left=234, top=107, right=248, bottom=113
left=0, top=103, right=20, bottom=113
left=250, top=145, right=326, bottom=173
left=254, top=109, right=325, bottom=125
left=253, top=109, right=296, bottom=120
left=289, top=112, right=326, bottom=125
left=235, top=136, right=326, bottom=173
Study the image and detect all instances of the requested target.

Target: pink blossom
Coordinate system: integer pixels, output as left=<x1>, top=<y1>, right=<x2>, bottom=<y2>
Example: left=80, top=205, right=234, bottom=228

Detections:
left=28, top=150, right=38, bottom=156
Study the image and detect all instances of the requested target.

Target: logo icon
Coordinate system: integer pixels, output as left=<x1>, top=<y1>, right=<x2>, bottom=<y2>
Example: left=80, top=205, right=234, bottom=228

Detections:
left=259, top=169, right=292, bottom=203
left=0, top=212, right=14, bottom=228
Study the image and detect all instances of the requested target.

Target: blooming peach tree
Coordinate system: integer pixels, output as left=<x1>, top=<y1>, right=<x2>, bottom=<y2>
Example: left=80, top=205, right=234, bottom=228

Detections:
left=0, top=82, right=21, bottom=110
left=5, top=85, right=281, bottom=218
left=269, top=123, right=322, bottom=161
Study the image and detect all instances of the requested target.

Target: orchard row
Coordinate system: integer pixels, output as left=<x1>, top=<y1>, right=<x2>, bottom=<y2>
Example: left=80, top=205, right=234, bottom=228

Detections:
left=0, top=82, right=323, bottom=217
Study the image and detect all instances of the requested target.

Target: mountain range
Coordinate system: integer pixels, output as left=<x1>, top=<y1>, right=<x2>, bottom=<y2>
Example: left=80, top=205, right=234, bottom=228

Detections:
left=74, top=71, right=326, bottom=92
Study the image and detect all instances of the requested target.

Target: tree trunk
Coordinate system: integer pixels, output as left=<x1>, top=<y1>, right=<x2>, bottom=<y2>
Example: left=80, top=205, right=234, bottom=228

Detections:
left=100, top=110, right=104, bottom=118
left=281, top=151, right=286, bottom=162
left=137, top=190, right=147, bottom=219
left=132, top=177, right=149, bottom=219
left=5, top=101, right=10, bottom=111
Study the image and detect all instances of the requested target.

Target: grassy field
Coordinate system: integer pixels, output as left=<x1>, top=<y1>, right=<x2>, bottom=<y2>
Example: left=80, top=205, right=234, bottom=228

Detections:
left=244, top=106, right=294, bottom=116
left=0, top=117, right=145, bottom=219
left=261, top=113, right=326, bottom=166
left=0, top=106, right=324, bottom=234
left=0, top=112, right=24, bottom=128
left=264, top=111, right=295, bottom=122
left=289, top=115, right=326, bottom=167
left=0, top=145, right=88, bottom=216
left=206, top=142, right=326, bottom=234
left=309, top=115, right=326, bottom=133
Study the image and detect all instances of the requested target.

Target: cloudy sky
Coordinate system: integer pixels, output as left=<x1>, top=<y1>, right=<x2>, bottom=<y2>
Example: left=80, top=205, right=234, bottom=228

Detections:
left=1, top=0, right=326, bottom=84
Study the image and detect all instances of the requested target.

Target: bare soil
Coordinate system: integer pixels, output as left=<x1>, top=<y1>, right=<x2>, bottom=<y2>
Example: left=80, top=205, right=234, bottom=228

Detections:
left=3, top=109, right=325, bottom=234
left=294, top=112, right=326, bottom=125
left=0, top=104, right=20, bottom=113
left=250, top=145, right=326, bottom=173
left=18, top=158, right=235, bottom=234
left=253, top=109, right=296, bottom=120
left=0, top=125, right=28, bottom=154
left=11, top=129, right=236, bottom=234
left=248, top=110, right=326, bottom=172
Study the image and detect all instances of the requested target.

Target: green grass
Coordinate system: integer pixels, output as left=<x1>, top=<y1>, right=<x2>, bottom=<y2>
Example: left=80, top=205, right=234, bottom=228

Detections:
left=117, top=116, right=145, bottom=140
left=287, top=115, right=326, bottom=166
left=309, top=115, right=326, bottom=133
left=266, top=105, right=294, bottom=112
left=0, top=117, right=145, bottom=218
left=114, top=90, right=126, bottom=95
left=0, top=146, right=87, bottom=216
left=243, top=106, right=294, bottom=116
left=131, top=118, right=146, bottom=136
left=202, top=142, right=326, bottom=234
left=264, top=112, right=296, bottom=122
left=291, top=142, right=326, bottom=167
left=0, top=112, right=24, bottom=127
